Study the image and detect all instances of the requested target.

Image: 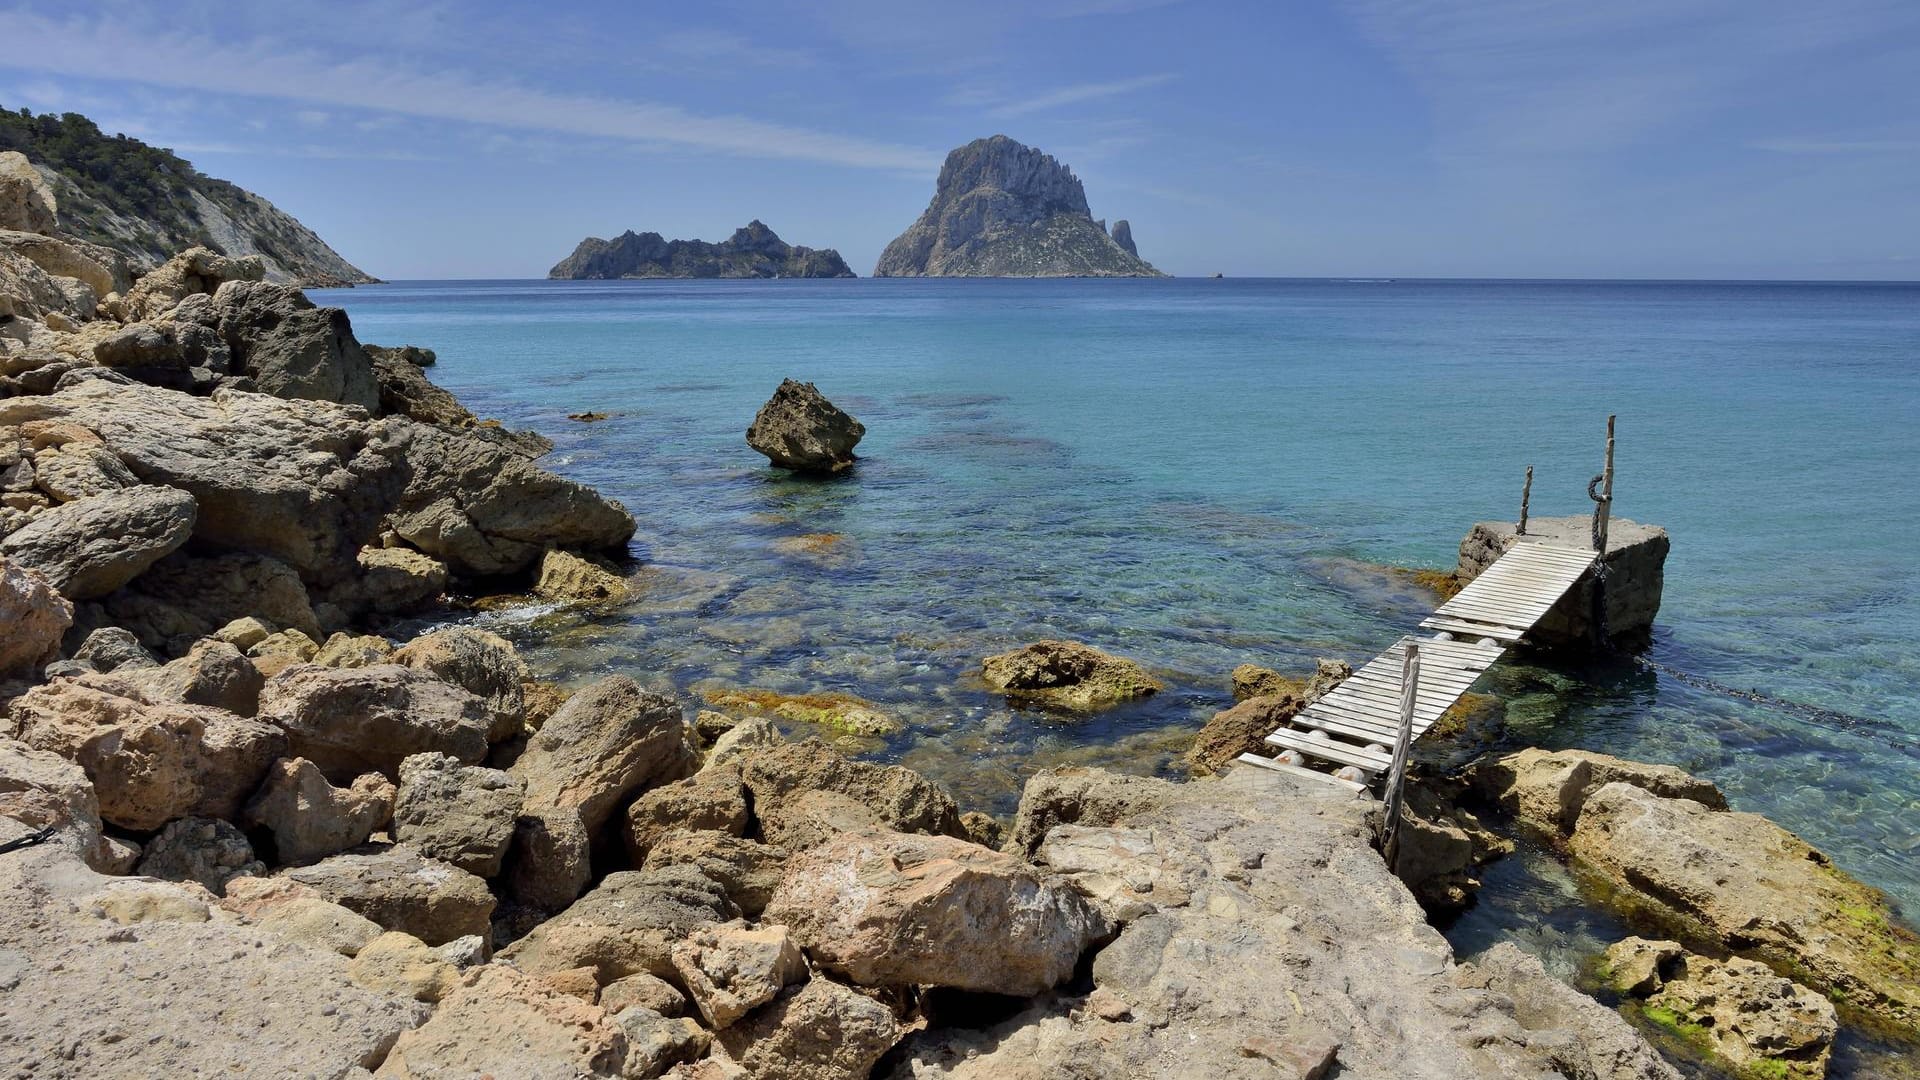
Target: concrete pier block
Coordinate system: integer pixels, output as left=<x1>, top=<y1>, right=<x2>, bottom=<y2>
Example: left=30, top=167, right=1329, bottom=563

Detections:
left=1456, top=515, right=1668, bottom=652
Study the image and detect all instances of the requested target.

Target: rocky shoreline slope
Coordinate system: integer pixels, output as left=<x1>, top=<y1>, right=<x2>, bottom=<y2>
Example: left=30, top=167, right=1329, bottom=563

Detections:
left=3, top=158, right=1917, bottom=1079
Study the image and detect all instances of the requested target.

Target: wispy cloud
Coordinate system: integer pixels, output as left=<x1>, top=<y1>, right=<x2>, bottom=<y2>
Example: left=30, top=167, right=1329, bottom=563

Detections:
left=1, top=11, right=939, bottom=171
left=989, top=73, right=1177, bottom=117
left=1751, top=137, right=1920, bottom=154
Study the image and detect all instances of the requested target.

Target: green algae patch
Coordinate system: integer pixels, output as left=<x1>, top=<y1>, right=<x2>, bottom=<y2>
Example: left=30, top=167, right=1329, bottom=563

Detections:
left=980, top=639, right=1163, bottom=713
left=1401, top=567, right=1465, bottom=601
left=703, top=687, right=902, bottom=738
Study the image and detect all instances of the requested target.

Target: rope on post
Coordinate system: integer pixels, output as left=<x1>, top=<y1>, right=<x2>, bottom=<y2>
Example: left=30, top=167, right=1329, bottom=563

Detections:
left=1381, top=641, right=1420, bottom=871
left=1517, top=465, right=1534, bottom=535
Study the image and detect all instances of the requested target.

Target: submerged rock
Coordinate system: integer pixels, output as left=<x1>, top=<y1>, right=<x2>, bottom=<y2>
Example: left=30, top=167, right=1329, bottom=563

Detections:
left=702, top=685, right=900, bottom=737
left=745, top=379, right=864, bottom=473
left=1467, top=746, right=1725, bottom=836
left=1600, top=938, right=1835, bottom=1079
left=534, top=547, right=628, bottom=604
left=980, top=639, right=1163, bottom=712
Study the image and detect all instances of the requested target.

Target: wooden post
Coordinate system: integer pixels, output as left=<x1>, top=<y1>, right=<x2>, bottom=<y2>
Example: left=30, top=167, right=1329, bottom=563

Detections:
left=1381, top=641, right=1420, bottom=871
left=1517, top=465, right=1534, bottom=535
left=1594, top=415, right=1616, bottom=553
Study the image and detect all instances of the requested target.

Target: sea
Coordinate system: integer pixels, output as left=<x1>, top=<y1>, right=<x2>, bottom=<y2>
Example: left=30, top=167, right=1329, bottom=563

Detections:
left=317, top=276, right=1920, bottom=1072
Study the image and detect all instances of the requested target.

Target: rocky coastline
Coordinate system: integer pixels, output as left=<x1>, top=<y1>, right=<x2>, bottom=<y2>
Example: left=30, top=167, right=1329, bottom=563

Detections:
left=3, top=153, right=1916, bottom=1080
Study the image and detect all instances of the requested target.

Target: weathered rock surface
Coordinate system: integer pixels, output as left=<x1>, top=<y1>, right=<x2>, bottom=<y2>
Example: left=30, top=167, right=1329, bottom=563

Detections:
left=1003, top=765, right=1172, bottom=858
left=110, top=548, right=323, bottom=646
left=367, top=343, right=475, bottom=427
left=500, top=864, right=737, bottom=982
left=768, top=828, right=1109, bottom=996
left=257, top=664, right=491, bottom=781
left=386, top=419, right=634, bottom=577
left=117, top=246, right=267, bottom=323
left=0, top=483, right=195, bottom=598
left=375, top=964, right=629, bottom=1079
left=513, top=674, right=698, bottom=835
left=716, top=977, right=900, bottom=1080
left=393, top=626, right=525, bottom=743
left=0, top=736, right=113, bottom=870
left=0, top=380, right=407, bottom=581
left=9, top=679, right=284, bottom=830
left=625, top=763, right=749, bottom=863
left=617, top=1006, right=711, bottom=1078
left=1461, top=943, right=1683, bottom=1080
left=550, top=220, right=855, bottom=280
left=534, top=546, right=628, bottom=603
left=135, top=815, right=264, bottom=894
left=1570, top=780, right=1920, bottom=1036
left=670, top=920, right=808, bottom=1029
left=391, top=752, right=522, bottom=878
left=601, top=972, right=689, bottom=1018
left=875, top=136, right=1161, bottom=278
left=1456, top=518, right=1668, bottom=650
left=739, top=738, right=963, bottom=842
left=243, top=756, right=395, bottom=865
left=745, top=379, right=865, bottom=473
left=505, top=808, right=595, bottom=912
left=643, top=830, right=788, bottom=919
left=312, top=630, right=396, bottom=668
left=1600, top=938, right=1835, bottom=1079
left=107, top=638, right=265, bottom=715
left=277, top=843, right=495, bottom=945
left=1468, top=747, right=1725, bottom=836
left=981, top=639, right=1162, bottom=711
left=0, top=558, right=70, bottom=675
left=892, top=766, right=1676, bottom=1079
left=348, top=930, right=461, bottom=1003
left=72, top=626, right=156, bottom=672
left=0, top=150, right=57, bottom=234
left=241, top=893, right=386, bottom=957
left=0, top=836, right=426, bottom=1079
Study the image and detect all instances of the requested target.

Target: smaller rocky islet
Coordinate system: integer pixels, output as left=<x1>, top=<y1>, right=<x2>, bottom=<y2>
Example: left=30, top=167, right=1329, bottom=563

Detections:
left=549, top=220, right=855, bottom=280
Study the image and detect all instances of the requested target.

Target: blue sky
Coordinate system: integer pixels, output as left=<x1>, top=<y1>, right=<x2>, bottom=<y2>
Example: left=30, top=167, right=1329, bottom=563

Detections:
left=3, top=0, right=1916, bottom=279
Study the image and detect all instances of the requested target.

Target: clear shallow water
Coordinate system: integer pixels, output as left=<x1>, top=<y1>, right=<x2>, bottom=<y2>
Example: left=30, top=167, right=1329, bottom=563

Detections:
left=318, top=277, right=1920, bottom=936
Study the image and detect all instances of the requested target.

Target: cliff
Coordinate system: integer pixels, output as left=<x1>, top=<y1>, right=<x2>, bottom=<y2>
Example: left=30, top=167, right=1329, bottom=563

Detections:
left=0, top=107, right=376, bottom=287
left=549, top=220, right=855, bottom=279
left=873, top=135, right=1161, bottom=278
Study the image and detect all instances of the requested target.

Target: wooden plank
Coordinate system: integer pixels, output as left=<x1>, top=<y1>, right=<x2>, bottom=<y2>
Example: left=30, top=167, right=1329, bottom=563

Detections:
left=1235, top=753, right=1367, bottom=796
left=1451, top=579, right=1580, bottom=604
left=1434, top=599, right=1553, bottom=625
left=1331, top=681, right=1482, bottom=715
left=1305, top=695, right=1446, bottom=729
left=1419, top=616, right=1528, bottom=642
left=1266, top=729, right=1391, bottom=771
left=1292, top=711, right=1404, bottom=745
left=1421, top=612, right=1530, bottom=637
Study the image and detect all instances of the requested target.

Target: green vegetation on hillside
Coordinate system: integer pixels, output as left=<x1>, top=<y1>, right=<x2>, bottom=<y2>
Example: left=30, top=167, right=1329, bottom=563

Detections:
left=0, top=106, right=224, bottom=254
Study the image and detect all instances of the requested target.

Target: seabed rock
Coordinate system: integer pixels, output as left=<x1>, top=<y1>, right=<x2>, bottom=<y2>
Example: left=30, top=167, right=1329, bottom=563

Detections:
left=980, top=639, right=1163, bottom=712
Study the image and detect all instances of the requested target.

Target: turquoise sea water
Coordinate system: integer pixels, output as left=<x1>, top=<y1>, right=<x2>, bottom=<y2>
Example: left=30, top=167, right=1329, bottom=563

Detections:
left=317, top=278, right=1920, bottom=973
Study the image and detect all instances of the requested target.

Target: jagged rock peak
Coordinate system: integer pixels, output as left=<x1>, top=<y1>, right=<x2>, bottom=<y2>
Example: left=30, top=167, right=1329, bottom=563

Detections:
left=1111, top=219, right=1138, bottom=258
left=548, top=221, right=855, bottom=280
left=874, top=135, right=1161, bottom=278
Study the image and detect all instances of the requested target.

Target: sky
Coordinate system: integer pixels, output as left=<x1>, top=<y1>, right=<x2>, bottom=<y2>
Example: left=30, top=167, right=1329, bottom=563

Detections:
left=2, top=0, right=1917, bottom=280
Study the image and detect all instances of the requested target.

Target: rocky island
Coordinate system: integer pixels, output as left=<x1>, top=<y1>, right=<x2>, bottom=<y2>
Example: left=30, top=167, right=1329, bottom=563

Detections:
left=549, top=221, right=855, bottom=280
left=874, top=135, right=1162, bottom=278
left=1, top=108, right=377, bottom=287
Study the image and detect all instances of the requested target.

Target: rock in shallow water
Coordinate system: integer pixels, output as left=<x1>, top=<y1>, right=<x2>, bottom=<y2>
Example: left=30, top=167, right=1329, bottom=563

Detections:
left=745, top=379, right=864, bottom=473
left=980, top=639, right=1163, bottom=712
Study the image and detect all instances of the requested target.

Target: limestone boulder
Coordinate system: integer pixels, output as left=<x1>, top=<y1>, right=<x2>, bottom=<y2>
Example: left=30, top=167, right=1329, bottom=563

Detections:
left=0, top=558, right=70, bottom=675
left=71, top=626, right=157, bottom=672
left=745, top=379, right=865, bottom=473
left=242, top=894, right=385, bottom=957
left=206, top=279, right=380, bottom=409
left=512, top=674, right=697, bottom=834
left=1229, top=662, right=1298, bottom=701
left=980, top=639, right=1162, bottom=711
left=277, top=843, right=495, bottom=945
left=534, top=546, right=629, bottom=603
left=135, top=816, right=264, bottom=895
left=391, top=751, right=523, bottom=877
left=29, top=442, right=138, bottom=503
left=643, top=830, right=789, bottom=919
left=109, top=549, right=323, bottom=645
left=738, top=738, right=963, bottom=843
left=0, top=736, right=113, bottom=870
left=393, top=626, right=526, bottom=742
left=0, top=837, right=427, bottom=1079
left=88, top=318, right=232, bottom=390
left=766, top=829, right=1110, bottom=996
left=348, top=930, right=461, bottom=1003
left=1571, top=781, right=1920, bottom=1036
left=616, top=1007, right=710, bottom=1079
left=0, top=484, right=196, bottom=599
left=671, top=920, right=808, bottom=1029
left=1468, top=747, right=1725, bottom=836
left=715, top=977, right=899, bottom=1080
left=321, top=545, right=449, bottom=615
left=9, top=680, right=284, bottom=830
left=243, top=756, right=395, bottom=866
left=375, top=964, right=629, bottom=1079
left=1183, top=692, right=1301, bottom=776
left=0, top=152, right=56, bottom=234
left=1459, top=944, right=1682, bottom=1080
left=386, top=419, right=634, bottom=577
left=312, top=631, right=396, bottom=668
left=756, top=787, right=885, bottom=852
left=601, top=972, right=689, bottom=1018
left=704, top=715, right=780, bottom=770
left=257, top=664, right=491, bottom=782
left=1003, top=765, right=1173, bottom=858
left=248, top=628, right=321, bottom=676
left=0, top=380, right=408, bottom=583
left=499, top=864, right=736, bottom=982
left=115, top=247, right=265, bottom=323
left=367, top=343, right=475, bottom=426
left=625, top=763, right=749, bottom=863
